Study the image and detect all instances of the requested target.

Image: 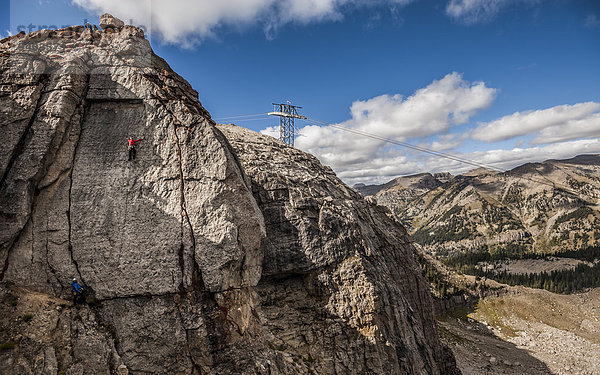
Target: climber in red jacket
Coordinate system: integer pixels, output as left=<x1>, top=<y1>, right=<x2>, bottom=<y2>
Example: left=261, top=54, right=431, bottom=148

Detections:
left=128, top=137, right=143, bottom=161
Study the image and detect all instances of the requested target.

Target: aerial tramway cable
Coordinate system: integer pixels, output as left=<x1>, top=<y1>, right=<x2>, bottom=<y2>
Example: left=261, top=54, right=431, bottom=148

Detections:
left=216, top=116, right=271, bottom=123
left=213, top=113, right=269, bottom=121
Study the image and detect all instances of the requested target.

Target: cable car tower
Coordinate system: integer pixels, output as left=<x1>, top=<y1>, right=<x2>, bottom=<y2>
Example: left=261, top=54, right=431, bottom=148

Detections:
left=268, top=103, right=306, bottom=147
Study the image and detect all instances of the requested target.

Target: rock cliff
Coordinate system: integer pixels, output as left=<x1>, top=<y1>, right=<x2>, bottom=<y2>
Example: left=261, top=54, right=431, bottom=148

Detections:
left=0, top=16, right=459, bottom=374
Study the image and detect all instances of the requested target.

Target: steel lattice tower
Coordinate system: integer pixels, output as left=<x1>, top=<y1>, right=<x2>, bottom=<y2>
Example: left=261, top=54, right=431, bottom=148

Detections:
left=268, top=103, right=306, bottom=147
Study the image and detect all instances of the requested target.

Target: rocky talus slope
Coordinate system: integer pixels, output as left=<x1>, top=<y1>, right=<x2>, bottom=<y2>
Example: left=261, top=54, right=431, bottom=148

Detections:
left=356, top=156, right=600, bottom=257
left=446, top=287, right=600, bottom=375
left=0, top=16, right=459, bottom=374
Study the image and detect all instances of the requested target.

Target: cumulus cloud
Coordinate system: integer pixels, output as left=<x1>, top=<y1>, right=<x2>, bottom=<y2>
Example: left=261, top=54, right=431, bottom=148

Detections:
left=429, top=132, right=470, bottom=151
left=260, top=126, right=280, bottom=138
left=72, top=0, right=412, bottom=45
left=446, top=0, right=508, bottom=23
left=472, top=102, right=600, bottom=143
left=462, top=138, right=600, bottom=172
left=446, top=0, right=539, bottom=24
left=335, top=72, right=495, bottom=140
left=532, top=113, right=600, bottom=145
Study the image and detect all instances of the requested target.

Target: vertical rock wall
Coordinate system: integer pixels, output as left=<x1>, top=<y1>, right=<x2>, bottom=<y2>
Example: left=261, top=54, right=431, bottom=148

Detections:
left=0, top=22, right=266, bottom=374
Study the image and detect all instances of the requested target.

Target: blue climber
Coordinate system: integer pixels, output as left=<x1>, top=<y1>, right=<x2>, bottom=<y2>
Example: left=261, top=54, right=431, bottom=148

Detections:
left=71, top=278, right=85, bottom=304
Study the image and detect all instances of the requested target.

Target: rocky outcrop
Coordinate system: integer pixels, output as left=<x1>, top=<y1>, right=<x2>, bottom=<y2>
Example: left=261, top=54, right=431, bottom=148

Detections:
left=0, top=16, right=459, bottom=374
left=218, top=124, right=459, bottom=374
left=99, top=14, right=124, bottom=30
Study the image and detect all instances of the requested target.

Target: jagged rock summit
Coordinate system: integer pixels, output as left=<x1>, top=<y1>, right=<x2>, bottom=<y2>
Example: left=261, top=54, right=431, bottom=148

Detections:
left=99, top=13, right=125, bottom=30
left=0, top=16, right=459, bottom=374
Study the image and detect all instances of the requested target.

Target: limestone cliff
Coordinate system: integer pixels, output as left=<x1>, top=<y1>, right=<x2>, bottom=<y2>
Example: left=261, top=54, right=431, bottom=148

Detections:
left=0, top=16, right=459, bottom=374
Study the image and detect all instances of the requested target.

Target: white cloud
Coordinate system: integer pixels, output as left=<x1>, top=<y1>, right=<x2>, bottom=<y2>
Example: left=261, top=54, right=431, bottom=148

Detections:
left=429, top=132, right=470, bottom=151
left=463, top=138, right=600, bottom=173
left=337, top=72, right=495, bottom=140
left=72, top=0, right=412, bottom=45
left=472, top=102, right=600, bottom=142
left=446, top=0, right=539, bottom=24
left=260, top=126, right=280, bottom=139
left=446, top=0, right=508, bottom=23
left=532, top=113, right=600, bottom=145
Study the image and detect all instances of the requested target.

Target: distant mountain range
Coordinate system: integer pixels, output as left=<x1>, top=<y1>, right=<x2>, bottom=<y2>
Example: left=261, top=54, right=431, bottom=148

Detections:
left=355, top=155, right=600, bottom=258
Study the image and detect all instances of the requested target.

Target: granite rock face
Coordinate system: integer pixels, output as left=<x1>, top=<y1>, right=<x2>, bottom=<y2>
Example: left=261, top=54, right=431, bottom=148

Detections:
left=0, top=16, right=459, bottom=374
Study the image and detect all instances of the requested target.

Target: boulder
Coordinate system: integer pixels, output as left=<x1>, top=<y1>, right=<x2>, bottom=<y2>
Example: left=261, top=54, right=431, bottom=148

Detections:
left=99, top=13, right=125, bottom=30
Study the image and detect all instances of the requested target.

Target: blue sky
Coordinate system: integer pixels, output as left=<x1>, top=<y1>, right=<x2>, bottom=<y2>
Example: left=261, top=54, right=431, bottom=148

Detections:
left=2, top=0, right=599, bottom=184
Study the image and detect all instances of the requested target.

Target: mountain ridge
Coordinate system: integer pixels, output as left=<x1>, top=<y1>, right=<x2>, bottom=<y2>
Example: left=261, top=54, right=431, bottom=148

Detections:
left=357, top=154, right=600, bottom=257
